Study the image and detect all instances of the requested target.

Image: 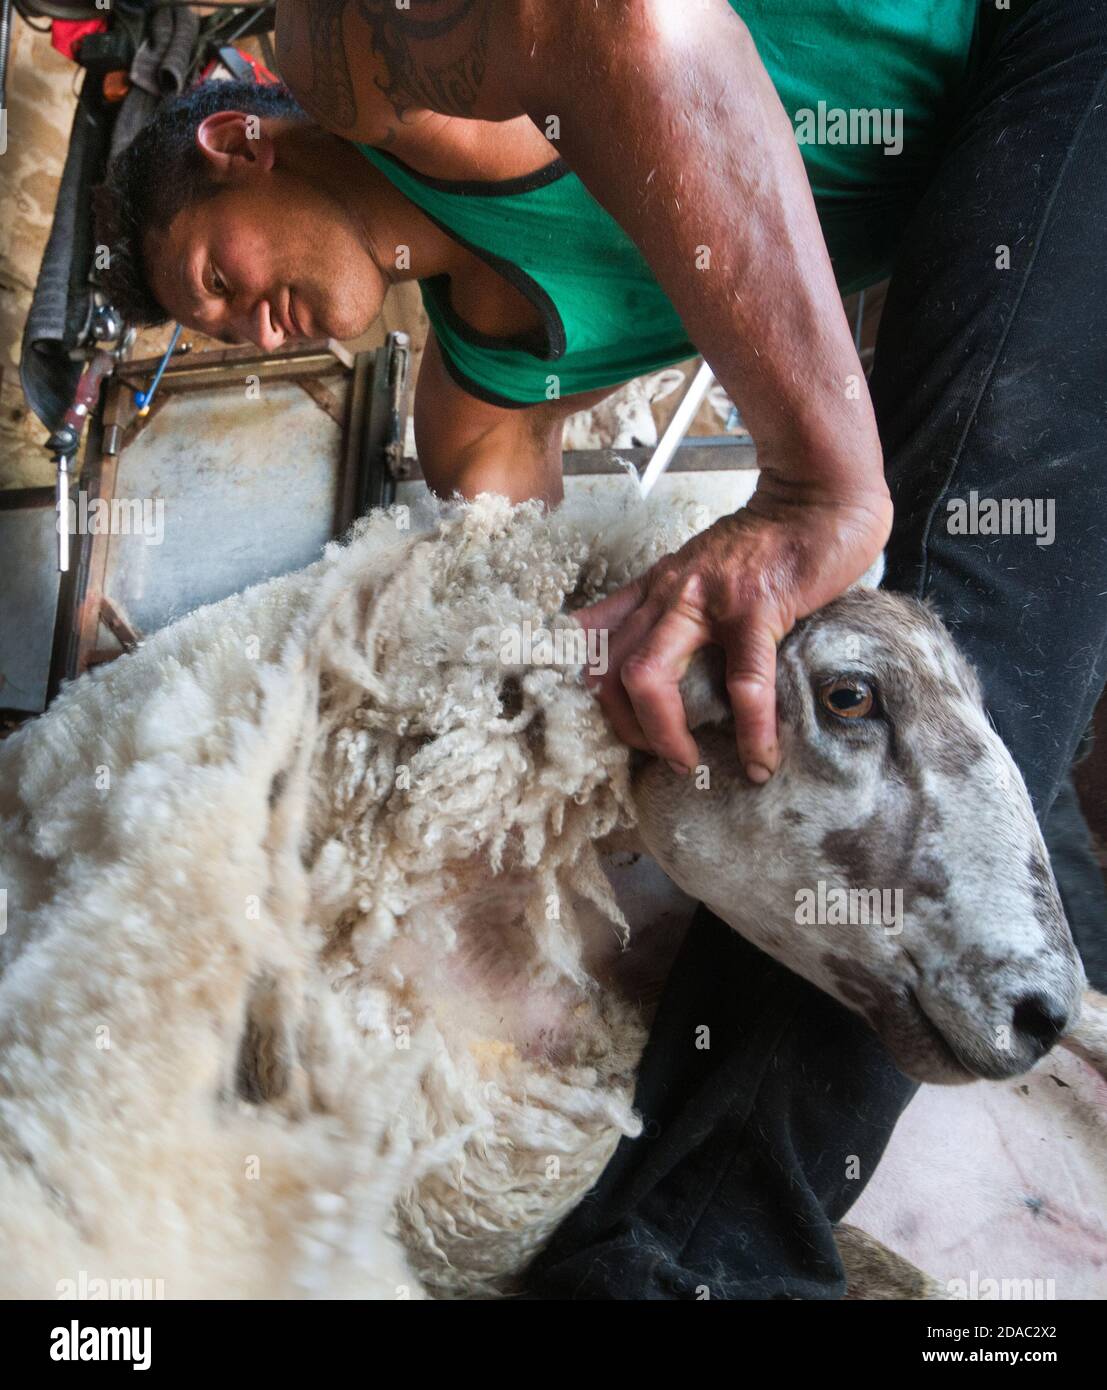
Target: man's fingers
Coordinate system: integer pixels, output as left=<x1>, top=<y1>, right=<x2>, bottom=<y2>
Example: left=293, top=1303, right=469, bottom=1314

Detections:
left=720, top=617, right=780, bottom=783
left=574, top=568, right=780, bottom=782
left=573, top=578, right=646, bottom=660
left=574, top=581, right=658, bottom=750
left=619, top=603, right=706, bottom=772
left=589, top=600, right=661, bottom=752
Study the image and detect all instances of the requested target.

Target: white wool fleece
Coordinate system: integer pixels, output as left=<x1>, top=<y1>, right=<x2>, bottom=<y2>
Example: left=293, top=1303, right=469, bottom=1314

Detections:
left=0, top=491, right=708, bottom=1298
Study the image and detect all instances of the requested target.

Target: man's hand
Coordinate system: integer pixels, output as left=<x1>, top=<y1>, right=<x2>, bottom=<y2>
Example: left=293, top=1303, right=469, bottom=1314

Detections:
left=576, top=477, right=893, bottom=782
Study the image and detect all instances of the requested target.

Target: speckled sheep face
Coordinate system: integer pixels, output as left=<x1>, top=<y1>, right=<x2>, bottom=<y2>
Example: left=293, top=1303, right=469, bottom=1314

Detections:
left=634, top=588, right=1085, bottom=1085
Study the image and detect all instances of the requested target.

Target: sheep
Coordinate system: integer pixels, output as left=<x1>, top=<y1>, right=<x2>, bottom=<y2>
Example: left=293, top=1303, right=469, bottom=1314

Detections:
left=0, top=491, right=1093, bottom=1299
left=561, top=368, right=687, bottom=449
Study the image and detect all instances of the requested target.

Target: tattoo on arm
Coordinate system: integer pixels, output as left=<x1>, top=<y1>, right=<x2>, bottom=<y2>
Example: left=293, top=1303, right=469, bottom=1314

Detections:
left=356, top=0, right=493, bottom=120
left=300, top=0, right=359, bottom=129
left=301, top=0, right=495, bottom=129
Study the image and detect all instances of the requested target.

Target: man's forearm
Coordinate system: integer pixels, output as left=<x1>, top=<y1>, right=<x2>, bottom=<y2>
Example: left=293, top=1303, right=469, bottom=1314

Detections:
left=509, top=0, right=885, bottom=498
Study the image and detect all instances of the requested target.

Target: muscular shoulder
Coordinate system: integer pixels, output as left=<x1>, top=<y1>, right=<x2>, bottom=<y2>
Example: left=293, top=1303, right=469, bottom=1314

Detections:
left=275, top=0, right=530, bottom=140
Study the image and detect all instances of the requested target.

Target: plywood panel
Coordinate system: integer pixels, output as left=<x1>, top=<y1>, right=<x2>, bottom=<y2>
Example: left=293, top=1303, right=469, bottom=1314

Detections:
left=101, top=382, right=342, bottom=636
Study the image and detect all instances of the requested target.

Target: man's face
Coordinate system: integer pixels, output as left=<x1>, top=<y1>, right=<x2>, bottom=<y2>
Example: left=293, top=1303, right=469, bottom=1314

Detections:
left=147, top=153, right=386, bottom=349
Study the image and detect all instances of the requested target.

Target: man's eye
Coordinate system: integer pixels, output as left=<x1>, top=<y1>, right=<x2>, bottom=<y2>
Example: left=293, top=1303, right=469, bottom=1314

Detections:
left=210, top=268, right=228, bottom=296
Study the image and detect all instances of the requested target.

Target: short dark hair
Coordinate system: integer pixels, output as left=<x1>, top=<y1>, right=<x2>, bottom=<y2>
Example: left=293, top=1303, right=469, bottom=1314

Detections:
left=92, top=81, right=308, bottom=327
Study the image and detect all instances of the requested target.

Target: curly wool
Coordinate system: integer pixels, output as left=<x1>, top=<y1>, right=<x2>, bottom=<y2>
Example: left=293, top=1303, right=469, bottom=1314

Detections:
left=0, top=490, right=709, bottom=1298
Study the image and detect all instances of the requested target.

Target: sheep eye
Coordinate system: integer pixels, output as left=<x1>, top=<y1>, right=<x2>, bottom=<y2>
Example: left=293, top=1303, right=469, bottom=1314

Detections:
left=819, top=676, right=876, bottom=720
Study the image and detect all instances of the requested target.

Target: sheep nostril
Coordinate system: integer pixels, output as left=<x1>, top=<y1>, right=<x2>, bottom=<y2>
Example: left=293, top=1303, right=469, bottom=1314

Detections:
left=1011, top=993, right=1069, bottom=1056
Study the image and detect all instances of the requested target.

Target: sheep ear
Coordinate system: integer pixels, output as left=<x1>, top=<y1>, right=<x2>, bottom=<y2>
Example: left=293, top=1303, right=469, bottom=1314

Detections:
left=679, top=645, right=731, bottom=729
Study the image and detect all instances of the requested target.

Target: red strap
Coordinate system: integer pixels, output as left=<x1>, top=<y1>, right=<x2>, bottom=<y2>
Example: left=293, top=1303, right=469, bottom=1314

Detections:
left=50, top=18, right=109, bottom=63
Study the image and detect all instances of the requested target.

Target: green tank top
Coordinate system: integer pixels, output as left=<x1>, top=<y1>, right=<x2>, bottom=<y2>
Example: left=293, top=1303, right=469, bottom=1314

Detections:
left=358, top=0, right=979, bottom=408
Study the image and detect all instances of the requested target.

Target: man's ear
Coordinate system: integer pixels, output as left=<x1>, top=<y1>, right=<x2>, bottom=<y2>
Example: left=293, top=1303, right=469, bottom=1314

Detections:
left=196, top=111, right=277, bottom=180
left=679, top=644, right=730, bottom=730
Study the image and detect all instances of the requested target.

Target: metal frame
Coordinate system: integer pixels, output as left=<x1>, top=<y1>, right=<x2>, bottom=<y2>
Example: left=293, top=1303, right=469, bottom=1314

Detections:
left=47, top=337, right=363, bottom=698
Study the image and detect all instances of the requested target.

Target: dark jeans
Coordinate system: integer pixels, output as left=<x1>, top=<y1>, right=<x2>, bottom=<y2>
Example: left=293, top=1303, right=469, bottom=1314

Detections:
left=520, top=0, right=1107, bottom=1299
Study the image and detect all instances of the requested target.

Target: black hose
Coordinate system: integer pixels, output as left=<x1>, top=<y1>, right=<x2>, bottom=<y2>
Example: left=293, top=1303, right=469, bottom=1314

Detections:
left=12, top=0, right=50, bottom=31
left=14, top=0, right=101, bottom=20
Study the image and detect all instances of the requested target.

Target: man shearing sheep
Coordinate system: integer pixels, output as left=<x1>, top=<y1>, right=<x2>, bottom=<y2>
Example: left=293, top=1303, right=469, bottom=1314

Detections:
left=93, top=0, right=1107, bottom=1298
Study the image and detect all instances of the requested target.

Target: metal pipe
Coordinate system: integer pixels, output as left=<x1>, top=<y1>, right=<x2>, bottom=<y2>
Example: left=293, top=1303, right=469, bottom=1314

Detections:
left=0, top=0, right=14, bottom=145
left=55, top=452, right=69, bottom=572
left=638, top=358, right=716, bottom=498
left=49, top=349, right=120, bottom=571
